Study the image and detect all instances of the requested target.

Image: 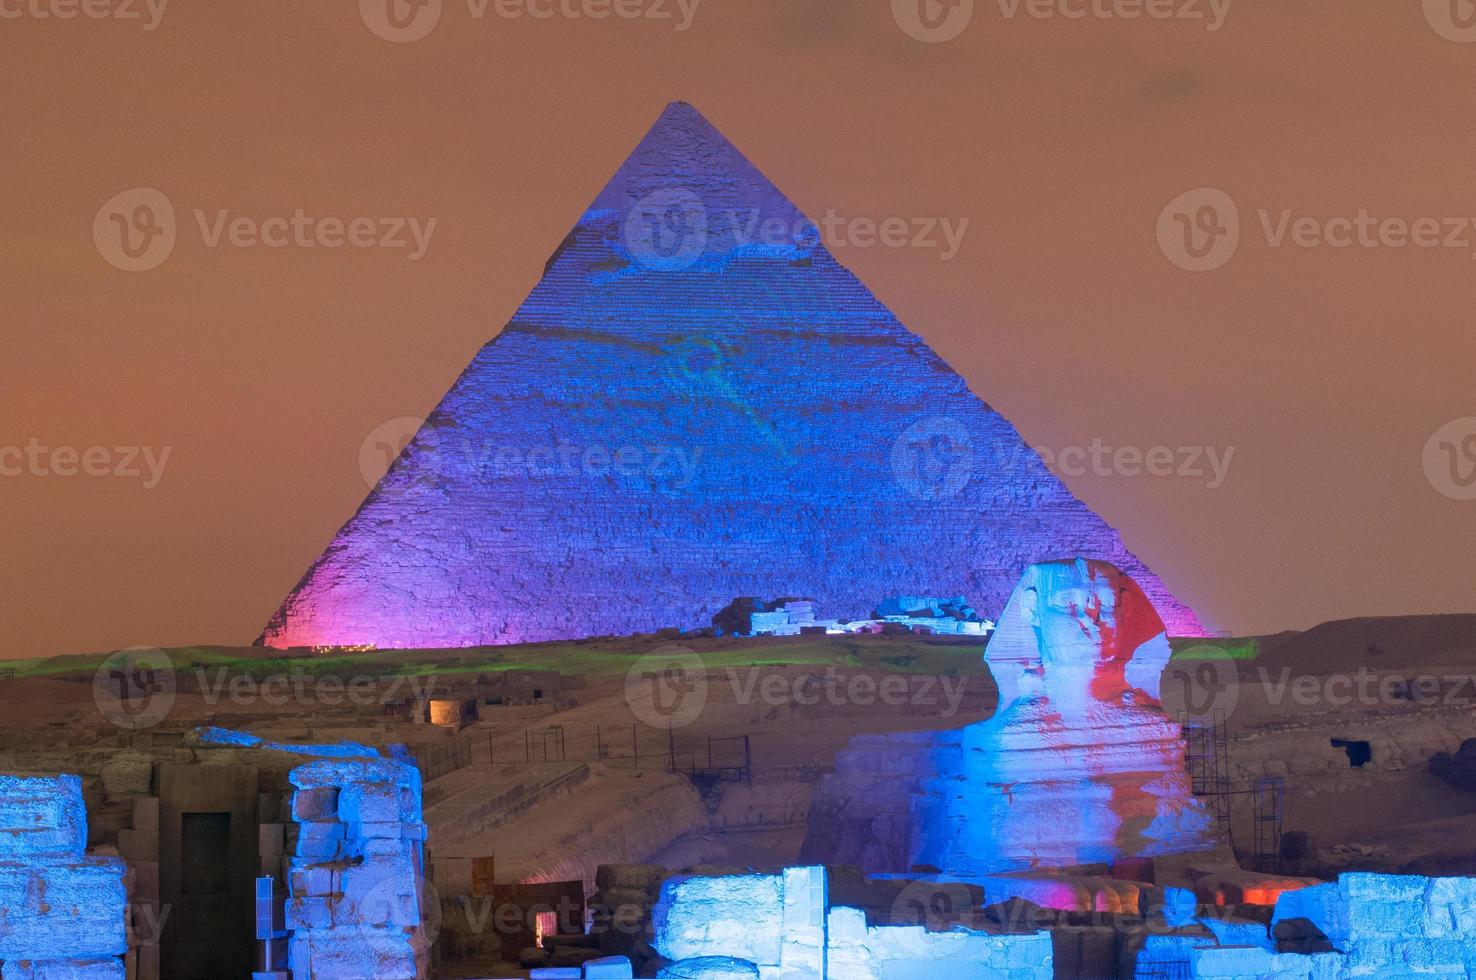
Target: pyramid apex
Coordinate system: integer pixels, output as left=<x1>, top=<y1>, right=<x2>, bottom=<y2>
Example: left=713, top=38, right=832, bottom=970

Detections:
left=585, top=100, right=806, bottom=228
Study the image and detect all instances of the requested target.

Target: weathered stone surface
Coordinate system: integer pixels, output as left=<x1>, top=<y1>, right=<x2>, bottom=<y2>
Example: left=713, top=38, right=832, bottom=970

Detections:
left=910, top=560, right=1215, bottom=874
left=0, top=959, right=126, bottom=980
left=0, top=776, right=87, bottom=860
left=256, top=101, right=1204, bottom=651
left=651, top=873, right=783, bottom=967
left=807, top=561, right=1214, bottom=876
left=276, top=748, right=430, bottom=979
left=0, top=774, right=127, bottom=979
left=0, top=860, right=129, bottom=961
left=656, top=957, right=759, bottom=980
left=1429, top=738, right=1476, bottom=792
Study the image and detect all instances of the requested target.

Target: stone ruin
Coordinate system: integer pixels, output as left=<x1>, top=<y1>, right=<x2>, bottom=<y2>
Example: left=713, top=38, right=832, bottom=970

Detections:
left=649, top=865, right=1051, bottom=979
left=0, top=774, right=128, bottom=979
left=804, top=559, right=1216, bottom=877
left=284, top=755, right=430, bottom=979
left=193, top=728, right=432, bottom=980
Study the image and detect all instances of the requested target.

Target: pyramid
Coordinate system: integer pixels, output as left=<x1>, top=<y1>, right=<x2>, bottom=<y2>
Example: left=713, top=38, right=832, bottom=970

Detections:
left=258, top=102, right=1205, bottom=649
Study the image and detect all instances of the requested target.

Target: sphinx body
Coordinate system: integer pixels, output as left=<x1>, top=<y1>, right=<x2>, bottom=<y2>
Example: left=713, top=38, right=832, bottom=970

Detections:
left=908, top=559, right=1215, bottom=875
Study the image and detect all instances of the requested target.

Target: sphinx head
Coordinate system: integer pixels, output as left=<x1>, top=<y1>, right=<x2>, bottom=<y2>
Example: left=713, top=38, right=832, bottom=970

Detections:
left=987, top=558, right=1172, bottom=710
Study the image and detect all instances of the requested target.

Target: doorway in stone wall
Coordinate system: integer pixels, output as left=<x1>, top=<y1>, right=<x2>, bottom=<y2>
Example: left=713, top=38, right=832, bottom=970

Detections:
left=158, top=762, right=259, bottom=980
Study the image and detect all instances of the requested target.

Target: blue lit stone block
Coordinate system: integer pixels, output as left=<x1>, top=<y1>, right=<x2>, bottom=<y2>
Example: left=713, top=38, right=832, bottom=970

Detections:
left=0, top=777, right=86, bottom=860
left=282, top=749, right=429, bottom=980
left=1423, top=876, right=1476, bottom=938
left=1187, top=946, right=1286, bottom=978
left=0, top=959, right=126, bottom=980
left=1197, top=916, right=1273, bottom=950
left=287, top=928, right=421, bottom=979
left=0, top=774, right=126, bottom=980
left=0, top=859, right=128, bottom=961
left=656, top=958, right=759, bottom=980
left=581, top=955, right=634, bottom=978
left=651, top=873, right=783, bottom=966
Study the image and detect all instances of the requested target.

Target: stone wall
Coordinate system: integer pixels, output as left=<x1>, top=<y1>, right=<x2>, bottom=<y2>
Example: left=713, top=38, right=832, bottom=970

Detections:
left=0, top=774, right=129, bottom=979
left=650, top=865, right=1052, bottom=979
left=284, top=756, right=431, bottom=980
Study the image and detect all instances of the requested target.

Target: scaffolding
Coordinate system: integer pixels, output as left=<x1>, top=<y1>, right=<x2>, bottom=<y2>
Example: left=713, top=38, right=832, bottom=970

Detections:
left=1252, top=776, right=1286, bottom=871
left=1181, top=708, right=1233, bottom=844
left=1179, top=709, right=1288, bottom=869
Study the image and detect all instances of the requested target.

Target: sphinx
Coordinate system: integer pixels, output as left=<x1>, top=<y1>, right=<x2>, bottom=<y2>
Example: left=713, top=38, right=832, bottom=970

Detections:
left=910, top=558, right=1215, bottom=874
left=802, top=559, right=1216, bottom=876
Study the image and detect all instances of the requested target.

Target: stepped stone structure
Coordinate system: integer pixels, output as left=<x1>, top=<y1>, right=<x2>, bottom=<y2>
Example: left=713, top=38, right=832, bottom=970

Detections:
left=0, top=774, right=129, bottom=979
left=259, top=101, right=1204, bottom=651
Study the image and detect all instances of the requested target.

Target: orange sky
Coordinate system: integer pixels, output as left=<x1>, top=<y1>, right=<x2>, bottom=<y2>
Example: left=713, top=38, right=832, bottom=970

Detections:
left=4, top=0, right=1475, bottom=658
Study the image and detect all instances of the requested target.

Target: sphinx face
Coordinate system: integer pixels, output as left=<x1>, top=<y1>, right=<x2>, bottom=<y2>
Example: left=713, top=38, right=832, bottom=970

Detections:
left=1033, top=569, right=1121, bottom=673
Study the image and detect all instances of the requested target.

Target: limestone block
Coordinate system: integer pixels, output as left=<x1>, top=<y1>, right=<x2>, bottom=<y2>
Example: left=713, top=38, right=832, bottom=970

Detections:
left=288, top=927, right=422, bottom=979
left=98, top=755, right=153, bottom=798
left=128, top=860, right=158, bottom=902
left=338, top=784, right=405, bottom=824
left=0, top=776, right=87, bottom=860
left=651, top=874, right=782, bottom=967
left=1423, top=876, right=1476, bottom=938
left=293, top=821, right=345, bottom=862
left=115, top=830, right=156, bottom=863
left=0, top=859, right=128, bottom=960
left=779, top=866, right=825, bottom=980
left=822, top=907, right=877, bottom=980
left=656, top=958, right=759, bottom=980
left=582, top=956, right=634, bottom=978
left=259, top=822, right=284, bottom=857
left=130, top=798, right=157, bottom=835
left=1188, top=946, right=1285, bottom=978
left=0, top=960, right=126, bottom=980
left=292, top=788, right=339, bottom=822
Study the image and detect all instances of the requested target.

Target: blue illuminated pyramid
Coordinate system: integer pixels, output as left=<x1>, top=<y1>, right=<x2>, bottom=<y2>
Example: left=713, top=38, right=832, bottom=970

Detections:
left=259, top=103, right=1205, bottom=649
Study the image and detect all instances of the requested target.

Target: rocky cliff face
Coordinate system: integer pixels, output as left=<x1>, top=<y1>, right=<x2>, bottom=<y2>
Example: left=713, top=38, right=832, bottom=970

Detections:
left=259, top=103, right=1204, bottom=650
